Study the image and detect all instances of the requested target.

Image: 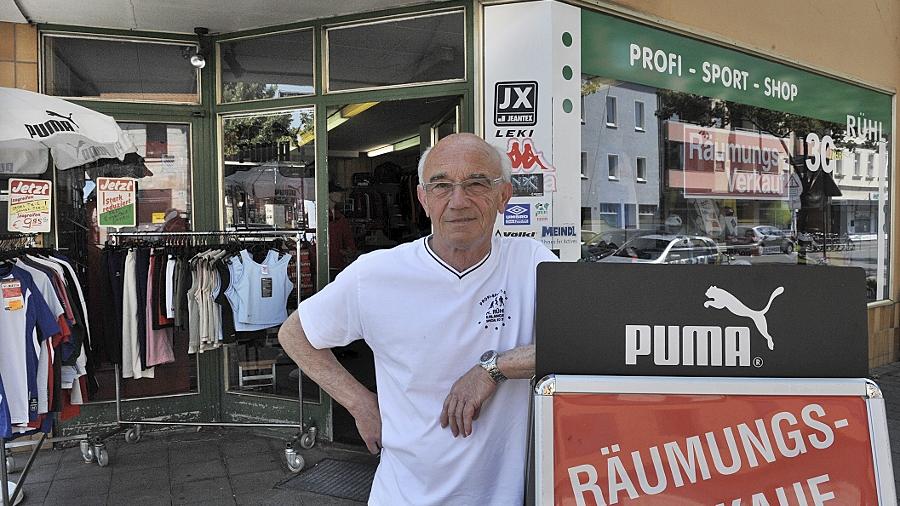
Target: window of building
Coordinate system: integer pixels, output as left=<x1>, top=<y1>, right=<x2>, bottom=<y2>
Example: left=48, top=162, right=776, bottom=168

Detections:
left=42, top=35, right=199, bottom=102
left=599, top=203, right=620, bottom=227
left=608, top=154, right=618, bottom=179
left=636, top=157, right=647, bottom=181
left=581, top=152, right=588, bottom=178
left=221, top=109, right=316, bottom=230
left=219, top=29, right=314, bottom=103
left=639, top=204, right=657, bottom=218
left=635, top=100, right=645, bottom=131
left=605, top=95, right=617, bottom=126
left=327, top=10, right=465, bottom=91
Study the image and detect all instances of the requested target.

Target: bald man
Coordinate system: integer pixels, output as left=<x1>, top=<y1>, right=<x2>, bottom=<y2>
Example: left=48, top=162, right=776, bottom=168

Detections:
left=279, top=133, right=558, bottom=505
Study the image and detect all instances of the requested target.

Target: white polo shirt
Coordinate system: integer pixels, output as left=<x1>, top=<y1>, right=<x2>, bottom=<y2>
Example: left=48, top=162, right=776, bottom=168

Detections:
left=299, top=235, right=558, bottom=506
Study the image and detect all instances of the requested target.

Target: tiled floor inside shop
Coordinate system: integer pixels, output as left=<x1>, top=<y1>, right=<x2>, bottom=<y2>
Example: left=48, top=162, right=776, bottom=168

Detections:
left=5, top=427, right=377, bottom=506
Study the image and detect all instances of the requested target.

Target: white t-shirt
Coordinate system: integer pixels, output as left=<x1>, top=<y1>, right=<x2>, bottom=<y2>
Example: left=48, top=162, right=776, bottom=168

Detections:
left=298, top=235, right=558, bottom=506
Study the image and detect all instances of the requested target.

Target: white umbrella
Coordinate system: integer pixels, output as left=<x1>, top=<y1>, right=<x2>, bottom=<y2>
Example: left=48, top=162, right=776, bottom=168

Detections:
left=0, top=87, right=140, bottom=175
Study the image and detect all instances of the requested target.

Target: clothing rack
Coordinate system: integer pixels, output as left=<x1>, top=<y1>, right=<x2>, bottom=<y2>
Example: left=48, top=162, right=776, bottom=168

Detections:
left=1, top=240, right=91, bottom=506
left=79, top=229, right=316, bottom=473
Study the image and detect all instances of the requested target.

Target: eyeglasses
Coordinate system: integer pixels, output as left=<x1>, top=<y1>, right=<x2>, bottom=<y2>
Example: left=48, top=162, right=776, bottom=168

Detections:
left=422, top=177, right=504, bottom=199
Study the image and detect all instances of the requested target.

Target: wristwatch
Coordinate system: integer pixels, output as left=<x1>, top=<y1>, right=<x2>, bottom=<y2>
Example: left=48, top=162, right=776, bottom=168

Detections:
left=479, top=350, right=508, bottom=384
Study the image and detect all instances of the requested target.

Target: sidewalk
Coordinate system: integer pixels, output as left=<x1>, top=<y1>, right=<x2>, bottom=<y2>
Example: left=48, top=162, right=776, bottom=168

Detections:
left=7, top=365, right=900, bottom=505
left=5, top=427, right=375, bottom=505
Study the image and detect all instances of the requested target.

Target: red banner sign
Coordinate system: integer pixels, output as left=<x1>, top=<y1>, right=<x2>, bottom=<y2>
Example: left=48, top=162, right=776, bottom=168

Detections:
left=553, top=393, right=878, bottom=505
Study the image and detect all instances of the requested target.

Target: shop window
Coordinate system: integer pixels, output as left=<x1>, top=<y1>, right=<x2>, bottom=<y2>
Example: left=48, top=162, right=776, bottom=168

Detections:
left=605, top=95, right=617, bottom=126
left=635, top=100, right=645, bottom=131
left=326, top=10, right=465, bottom=91
left=636, top=156, right=647, bottom=181
left=218, top=29, right=314, bottom=103
left=52, top=121, right=196, bottom=401
left=221, top=108, right=316, bottom=230
left=42, top=35, right=199, bottom=102
left=581, top=73, right=892, bottom=301
left=608, top=154, right=618, bottom=179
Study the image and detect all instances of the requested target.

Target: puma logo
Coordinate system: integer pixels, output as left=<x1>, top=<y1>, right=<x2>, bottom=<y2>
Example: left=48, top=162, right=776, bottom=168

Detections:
left=46, top=110, right=78, bottom=128
left=704, top=285, right=784, bottom=350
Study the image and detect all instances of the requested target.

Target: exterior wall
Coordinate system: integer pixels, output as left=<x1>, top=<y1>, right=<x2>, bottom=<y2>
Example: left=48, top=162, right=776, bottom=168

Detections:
left=594, top=0, right=900, bottom=367
left=0, top=22, right=37, bottom=91
left=582, top=82, right=660, bottom=229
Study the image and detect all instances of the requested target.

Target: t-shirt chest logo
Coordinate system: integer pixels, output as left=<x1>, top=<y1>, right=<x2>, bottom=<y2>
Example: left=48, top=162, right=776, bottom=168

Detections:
left=2, top=280, right=24, bottom=311
left=476, top=289, right=511, bottom=331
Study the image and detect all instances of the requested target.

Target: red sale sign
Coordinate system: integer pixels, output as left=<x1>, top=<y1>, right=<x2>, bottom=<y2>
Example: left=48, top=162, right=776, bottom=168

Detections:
left=552, top=394, right=878, bottom=505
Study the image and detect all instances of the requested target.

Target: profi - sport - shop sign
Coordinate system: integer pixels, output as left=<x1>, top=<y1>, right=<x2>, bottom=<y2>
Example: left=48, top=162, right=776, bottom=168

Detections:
left=535, top=264, right=868, bottom=378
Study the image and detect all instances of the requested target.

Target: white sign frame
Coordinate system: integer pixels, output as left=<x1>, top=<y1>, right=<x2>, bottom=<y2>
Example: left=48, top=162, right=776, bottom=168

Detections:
left=534, top=375, right=897, bottom=505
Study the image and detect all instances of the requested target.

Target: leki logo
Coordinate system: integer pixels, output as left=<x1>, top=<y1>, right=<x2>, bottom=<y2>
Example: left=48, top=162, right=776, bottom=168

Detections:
left=625, top=285, right=785, bottom=367
left=703, top=285, right=784, bottom=350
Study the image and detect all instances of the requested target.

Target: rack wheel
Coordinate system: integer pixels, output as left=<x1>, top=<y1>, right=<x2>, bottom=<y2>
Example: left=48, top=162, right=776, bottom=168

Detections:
left=95, top=445, right=109, bottom=467
left=79, top=440, right=95, bottom=463
left=299, top=431, right=315, bottom=450
left=5, top=455, right=17, bottom=473
left=285, top=451, right=305, bottom=473
left=124, top=427, right=142, bottom=444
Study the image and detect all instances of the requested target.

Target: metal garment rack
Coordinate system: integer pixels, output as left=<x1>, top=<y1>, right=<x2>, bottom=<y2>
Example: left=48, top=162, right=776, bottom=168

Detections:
left=77, top=229, right=317, bottom=472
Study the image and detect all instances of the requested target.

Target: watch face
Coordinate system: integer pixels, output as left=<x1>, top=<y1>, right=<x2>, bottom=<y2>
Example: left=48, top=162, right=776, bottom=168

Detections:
left=480, top=350, right=494, bottom=362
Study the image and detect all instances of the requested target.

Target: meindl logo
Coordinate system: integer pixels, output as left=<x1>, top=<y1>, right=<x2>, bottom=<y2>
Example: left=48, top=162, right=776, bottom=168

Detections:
left=24, top=111, right=79, bottom=139
left=625, top=285, right=784, bottom=367
left=99, top=178, right=135, bottom=191
left=9, top=180, right=50, bottom=195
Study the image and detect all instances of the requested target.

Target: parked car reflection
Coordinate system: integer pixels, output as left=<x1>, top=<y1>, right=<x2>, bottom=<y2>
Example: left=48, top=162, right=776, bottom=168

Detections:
left=727, top=225, right=795, bottom=256
left=598, top=234, right=723, bottom=264
left=581, top=228, right=656, bottom=261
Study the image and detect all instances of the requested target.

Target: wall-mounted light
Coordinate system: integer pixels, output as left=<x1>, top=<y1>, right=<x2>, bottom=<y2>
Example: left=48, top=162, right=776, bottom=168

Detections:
left=191, top=27, right=210, bottom=69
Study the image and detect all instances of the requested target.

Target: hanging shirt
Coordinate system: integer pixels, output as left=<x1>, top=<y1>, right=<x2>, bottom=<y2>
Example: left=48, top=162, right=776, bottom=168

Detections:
left=224, top=252, right=275, bottom=332
left=233, top=249, right=293, bottom=326
left=0, top=372, right=12, bottom=438
left=0, top=265, right=60, bottom=425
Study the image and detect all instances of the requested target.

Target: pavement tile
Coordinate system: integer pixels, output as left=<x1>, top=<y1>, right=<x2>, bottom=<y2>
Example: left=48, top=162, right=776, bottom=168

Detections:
left=7, top=462, right=58, bottom=484
left=171, top=476, right=232, bottom=504
left=224, top=451, right=282, bottom=476
left=298, top=492, right=365, bottom=505
left=114, top=439, right=171, bottom=456
left=236, top=489, right=303, bottom=506
left=229, top=469, right=284, bottom=495
left=111, top=465, right=170, bottom=493
left=110, top=448, right=170, bottom=473
left=45, top=475, right=111, bottom=503
left=53, top=459, right=114, bottom=480
left=169, top=443, right=221, bottom=465
left=179, top=498, right=237, bottom=506
left=107, top=492, right=172, bottom=506
left=11, top=479, right=50, bottom=504
left=219, top=439, right=272, bottom=458
left=171, top=459, right=227, bottom=484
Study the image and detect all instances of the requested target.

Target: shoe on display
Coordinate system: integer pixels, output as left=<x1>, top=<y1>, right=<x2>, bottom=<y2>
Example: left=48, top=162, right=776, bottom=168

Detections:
left=6, top=481, right=24, bottom=506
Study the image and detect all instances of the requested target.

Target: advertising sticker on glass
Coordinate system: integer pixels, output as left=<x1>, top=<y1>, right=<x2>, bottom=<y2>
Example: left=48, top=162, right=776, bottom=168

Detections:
left=7, top=178, right=52, bottom=233
left=97, top=177, right=137, bottom=227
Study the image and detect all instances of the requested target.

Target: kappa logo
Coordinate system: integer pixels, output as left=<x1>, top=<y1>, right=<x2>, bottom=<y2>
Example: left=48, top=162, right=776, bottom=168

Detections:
left=704, top=285, right=784, bottom=350
left=477, top=289, right=510, bottom=331
left=507, top=138, right=553, bottom=171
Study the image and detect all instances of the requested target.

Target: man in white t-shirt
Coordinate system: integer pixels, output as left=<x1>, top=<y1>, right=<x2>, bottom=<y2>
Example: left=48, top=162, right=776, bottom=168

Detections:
left=279, top=133, right=558, bottom=505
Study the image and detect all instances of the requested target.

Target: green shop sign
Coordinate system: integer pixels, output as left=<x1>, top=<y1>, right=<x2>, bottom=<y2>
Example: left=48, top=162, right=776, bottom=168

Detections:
left=582, top=10, right=892, bottom=135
